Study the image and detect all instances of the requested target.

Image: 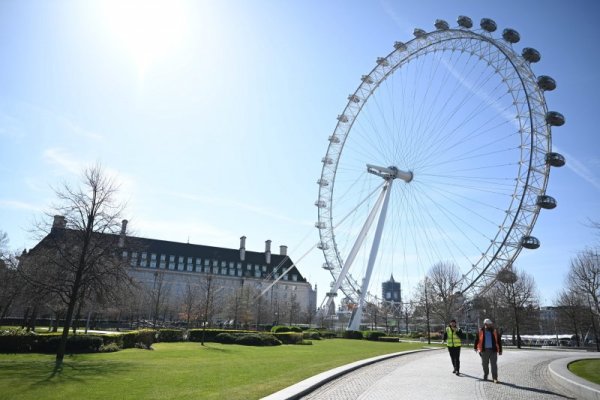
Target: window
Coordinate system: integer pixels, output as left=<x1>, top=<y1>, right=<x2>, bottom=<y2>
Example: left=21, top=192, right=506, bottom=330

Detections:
left=292, top=274, right=297, bottom=282
left=122, top=251, right=128, bottom=259
left=187, top=257, right=193, bottom=272
left=204, top=265, right=210, bottom=273
left=247, top=264, right=252, bottom=270
left=212, top=260, right=218, bottom=267
left=221, top=261, right=226, bottom=267
left=229, top=269, right=235, bottom=276
left=140, top=259, right=147, bottom=267
left=130, top=253, right=138, bottom=267
left=237, top=270, right=242, bottom=277
left=169, top=255, right=175, bottom=262
left=262, top=265, right=267, bottom=272
left=196, top=258, right=201, bottom=265
left=255, top=270, right=261, bottom=278
left=160, top=254, right=166, bottom=261
left=169, top=255, right=175, bottom=270
left=141, top=252, right=147, bottom=259
left=221, top=267, right=227, bottom=275
left=212, top=267, right=218, bottom=274
left=237, top=262, right=242, bottom=269
left=150, top=260, right=156, bottom=268
left=283, top=274, right=288, bottom=281
left=204, top=259, right=210, bottom=266
left=151, top=253, right=157, bottom=260
left=160, top=260, right=166, bottom=269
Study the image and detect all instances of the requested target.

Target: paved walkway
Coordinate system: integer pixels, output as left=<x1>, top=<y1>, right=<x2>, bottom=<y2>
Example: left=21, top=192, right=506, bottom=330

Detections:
left=263, top=348, right=600, bottom=400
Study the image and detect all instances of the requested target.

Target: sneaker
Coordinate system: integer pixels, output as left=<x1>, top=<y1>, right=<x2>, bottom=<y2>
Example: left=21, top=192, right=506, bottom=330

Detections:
left=455, top=372, right=460, bottom=376
left=452, top=370, right=456, bottom=374
left=493, top=379, right=499, bottom=384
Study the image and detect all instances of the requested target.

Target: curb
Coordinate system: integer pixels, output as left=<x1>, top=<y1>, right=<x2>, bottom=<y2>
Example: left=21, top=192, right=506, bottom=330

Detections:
left=261, top=347, right=440, bottom=400
left=548, top=355, right=600, bottom=400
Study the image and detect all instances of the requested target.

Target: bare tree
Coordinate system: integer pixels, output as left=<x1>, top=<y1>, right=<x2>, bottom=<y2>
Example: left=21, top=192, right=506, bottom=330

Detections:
left=427, top=262, right=463, bottom=323
left=492, top=268, right=538, bottom=348
left=555, top=289, right=587, bottom=347
left=567, top=249, right=600, bottom=350
left=0, top=233, right=24, bottom=323
left=19, top=164, right=131, bottom=367
left=415, top=277, right=434, bottom=343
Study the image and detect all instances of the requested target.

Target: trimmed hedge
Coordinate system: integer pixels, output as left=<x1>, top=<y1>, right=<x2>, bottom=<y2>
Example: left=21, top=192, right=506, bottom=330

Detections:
left=271, top=325, right=290, bottom=333
left=214, top=333, right=237, bottom=344
left=234, top=333, right=281, bottom=346
left=272, top=332, right=303, bottom=344
left=364, top=331, right=386, bottom=341
left=303, top=331, right=322, bottom=340
left=0, top=333, right=103, bottom=353
left=378, top=336, right=400, bottom=343
left=156, top=329, right=184, bottom=342
left=122, top=329, right=156, bottom=349
left=188, top=329, right=255, bottom=343
left=343, top=330, right=364, bottom=340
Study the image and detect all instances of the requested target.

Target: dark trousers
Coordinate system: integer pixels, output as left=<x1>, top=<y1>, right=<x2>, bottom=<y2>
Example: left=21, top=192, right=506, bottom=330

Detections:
left=481, top=349, right=498, bottom=379
left=448, top=346, right=461, bottom=372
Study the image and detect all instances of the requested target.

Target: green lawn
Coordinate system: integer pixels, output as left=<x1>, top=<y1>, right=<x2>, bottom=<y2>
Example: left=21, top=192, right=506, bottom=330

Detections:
left=568, top=358, right=600, bottom=385
left=0, top=340, right=434, bottom=400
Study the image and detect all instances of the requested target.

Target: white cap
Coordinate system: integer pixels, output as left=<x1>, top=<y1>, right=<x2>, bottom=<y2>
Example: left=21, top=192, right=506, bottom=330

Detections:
left=483, top=318, right=492, bottom=325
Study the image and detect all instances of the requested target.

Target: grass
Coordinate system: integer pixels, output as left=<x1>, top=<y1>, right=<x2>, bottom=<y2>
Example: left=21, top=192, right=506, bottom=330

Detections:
left=568, top=358, right=600, bottom=385
left=0, top=339, right=435, bottom=400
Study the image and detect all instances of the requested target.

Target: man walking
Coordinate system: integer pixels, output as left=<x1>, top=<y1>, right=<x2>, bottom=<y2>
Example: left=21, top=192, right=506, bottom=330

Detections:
left=474, top=318, right=503, bottom=383
left=443, top=319, right=464, bottom=375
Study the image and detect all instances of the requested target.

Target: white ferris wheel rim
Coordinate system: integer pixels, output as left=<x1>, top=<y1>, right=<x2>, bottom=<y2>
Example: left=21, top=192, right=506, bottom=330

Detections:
left=316, top=21, right=556, bottom=305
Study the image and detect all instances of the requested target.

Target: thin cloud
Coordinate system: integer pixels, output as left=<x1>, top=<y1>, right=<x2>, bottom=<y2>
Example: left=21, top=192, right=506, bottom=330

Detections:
left=169, top=191, right=313, bottom=227
left=0, top=199, right=42, bottom=212
left=43, top=148, right=82, bottom=174
left=553, top=145, right=600, bottom=191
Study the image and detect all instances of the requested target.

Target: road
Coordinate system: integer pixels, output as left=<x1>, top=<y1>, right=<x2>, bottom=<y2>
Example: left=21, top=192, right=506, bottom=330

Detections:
left=300, top=348, right=588, bottom=399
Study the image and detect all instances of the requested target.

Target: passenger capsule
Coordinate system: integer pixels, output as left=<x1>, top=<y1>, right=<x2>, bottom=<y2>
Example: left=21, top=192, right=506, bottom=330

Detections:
left=457, top=15, right=473, bottom=29
left=537, top=195, right=557, bottom=209
left=537, top=76, right=556, bottom=91
left=413, top=28, right=427, bottom=38
left=394, top=41, right=407, bottom=51
left=434, top=19, right=449, bottom=30
left=522, top=47, right=541, bottom=63
left=545, top=152, right=566, bottom=167
left=497, top=269, right=518, bottom=284
left=502, top=28, right=520, bottom=43
left=480, top=18, right=497, bottom=32
left=546, top=111, right=565, bottom=126
left=521, top=236, right=540, bottom=250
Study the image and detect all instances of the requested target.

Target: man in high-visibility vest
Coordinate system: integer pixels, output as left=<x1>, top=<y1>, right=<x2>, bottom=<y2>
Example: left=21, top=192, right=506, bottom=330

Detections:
left=443, top=319, right=465, bottom=375
left=474, top=318, right=503, bottom=383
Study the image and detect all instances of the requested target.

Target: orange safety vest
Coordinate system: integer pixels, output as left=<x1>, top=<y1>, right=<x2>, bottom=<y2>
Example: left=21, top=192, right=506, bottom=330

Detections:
left=477, top=328, right=501, bottom=352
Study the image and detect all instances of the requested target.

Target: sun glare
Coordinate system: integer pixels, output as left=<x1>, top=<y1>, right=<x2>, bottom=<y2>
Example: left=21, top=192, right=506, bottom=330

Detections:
left=99, top=0, right=188, bottom=76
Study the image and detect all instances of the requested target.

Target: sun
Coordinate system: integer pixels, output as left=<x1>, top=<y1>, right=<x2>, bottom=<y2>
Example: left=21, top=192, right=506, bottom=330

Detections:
left=98, top=0, right=188, bottom=76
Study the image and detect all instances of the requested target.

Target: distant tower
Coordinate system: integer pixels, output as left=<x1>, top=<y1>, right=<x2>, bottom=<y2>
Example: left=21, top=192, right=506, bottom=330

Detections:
left=382, top=274, right=401, bottom=303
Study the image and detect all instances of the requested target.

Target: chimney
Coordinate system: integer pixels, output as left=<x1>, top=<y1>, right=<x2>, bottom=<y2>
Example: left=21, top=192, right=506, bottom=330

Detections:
left=118, top=219, right=128, bottom=248
left=239, top=236, right=246, bottom=261
left=265, top=240, right=272, bottom=264
left=52, top=215, right=66, bottom=230
left=279, top=245, right=287, bottom=256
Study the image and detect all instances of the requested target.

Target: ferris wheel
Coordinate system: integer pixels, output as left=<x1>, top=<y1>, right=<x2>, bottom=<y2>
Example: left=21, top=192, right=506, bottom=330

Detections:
left=315, top=16, right=566, bottom=329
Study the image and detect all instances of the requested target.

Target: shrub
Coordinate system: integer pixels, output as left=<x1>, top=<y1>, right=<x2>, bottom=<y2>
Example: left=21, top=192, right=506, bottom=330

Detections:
left=0, top=330, right=37, bottom=353
left=272, top=332, right=303, bottom=344
left=289, top=326, right=302, bottom=333
left=343, top=330, right=364, bottom=340
left=122, top=329, right=156, bottom=349
left=99, top=343, right=121, bottom=352
left=35, top=335, right=104, bottom=353
left=303, top=331, right=322, bottom=340
left=214, top=333, right=237, bottom=344
left=156, top=329, right=184, bottom=342
left=378, top=336, right=400, bottom=343
left=235, top=333, right=281, bottom=346
left=364, top=331, right=386, bottom=341
left=188, top=329, right=255, bottom=343
left=271, top=326, right=291, bottom=333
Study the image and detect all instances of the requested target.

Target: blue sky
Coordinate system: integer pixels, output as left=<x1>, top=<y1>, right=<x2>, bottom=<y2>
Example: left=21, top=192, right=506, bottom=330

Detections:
left=1, top=0, right=599, bottom=307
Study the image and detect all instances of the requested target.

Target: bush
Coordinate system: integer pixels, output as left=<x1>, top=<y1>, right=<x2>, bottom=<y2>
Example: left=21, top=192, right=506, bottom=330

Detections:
left=188, top=329, right=255, bottom=343
left=0, top=330, right=37, bottom=353
left=35, top=335, right=104, bottom=353
left=272, top=332, right=303, bottom=344
left=122, top=329, right=156, bottom=349
left=289, top=326, right=302, bottom=333
left=364, top=331, right=386, bottom=341
left=214, top=333, right=237, bottom=344
left=378, top=336, right=400, bottom=343
left=235, top=333, right=281, bottom=346
left=99, top=343, right=121, bottom=352
left=156, top=329, right=184, bottom=342
left=303, top=331, right=322, bottom=340
left=271, top=326, right=291, bottom=333
left=343, top=330, right=364, bottom=340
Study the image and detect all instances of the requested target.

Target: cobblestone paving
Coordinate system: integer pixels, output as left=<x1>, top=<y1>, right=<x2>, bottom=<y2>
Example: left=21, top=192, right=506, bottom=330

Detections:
left=301, top=348, right=582, bottom=400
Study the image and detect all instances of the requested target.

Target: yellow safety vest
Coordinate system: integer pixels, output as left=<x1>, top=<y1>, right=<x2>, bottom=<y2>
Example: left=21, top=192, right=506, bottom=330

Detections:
left=446, top=326, right=462, bottom=347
